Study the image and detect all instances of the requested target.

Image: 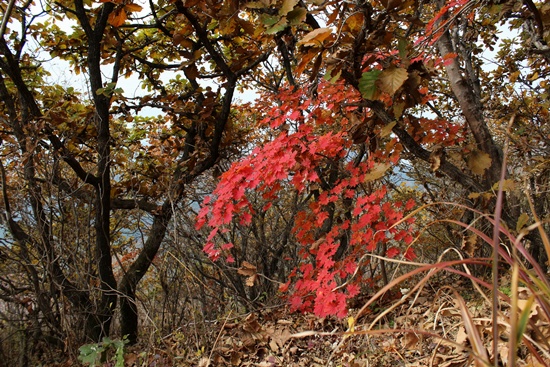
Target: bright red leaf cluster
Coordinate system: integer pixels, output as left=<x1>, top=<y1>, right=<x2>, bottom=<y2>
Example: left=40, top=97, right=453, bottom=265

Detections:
left=197, top=81, right=417, bottom=317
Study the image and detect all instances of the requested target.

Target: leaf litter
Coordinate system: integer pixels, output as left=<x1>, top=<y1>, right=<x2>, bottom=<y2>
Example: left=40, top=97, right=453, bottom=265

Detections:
left=59, top=272, right=541, bottom=367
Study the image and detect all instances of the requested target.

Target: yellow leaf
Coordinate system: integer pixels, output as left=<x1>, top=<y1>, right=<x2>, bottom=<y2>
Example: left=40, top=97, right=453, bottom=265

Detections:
left=364, top=163, right=391, bottom=182
left=377, top=67, right=408, bottom=95
left=467, top=150, right=492, bottom=175
left=528, top=71, right=539, bottom=81
left=380, top=120, right=396, bottom=137
left=347, top=316, right=355, bottom=332
left=279, top=0, right=298, bottom=16
left=344, top=13, right=364, bottom=33
left=297, top=28, right=332, bottom=47
left=468, top=192, right=481, bottom=199
left=491, top=179, right=515, bottom=192
left=516, top=213, right=530, bottom=232
left=393, top=101, right=406, bottom=118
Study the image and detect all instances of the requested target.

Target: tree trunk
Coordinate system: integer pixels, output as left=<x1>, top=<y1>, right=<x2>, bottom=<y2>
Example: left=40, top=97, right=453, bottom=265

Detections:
left=119, top=208, right=172, bottom=344
left=436, top=30, right=504, bottom=190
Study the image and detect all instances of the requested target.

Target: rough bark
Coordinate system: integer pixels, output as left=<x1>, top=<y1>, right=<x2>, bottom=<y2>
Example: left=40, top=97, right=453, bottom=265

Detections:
left=0, top=39, right=96, bottom=337
left=436, top=30, right=504, bottom=189
left=116, top=2, right=252, bottom=343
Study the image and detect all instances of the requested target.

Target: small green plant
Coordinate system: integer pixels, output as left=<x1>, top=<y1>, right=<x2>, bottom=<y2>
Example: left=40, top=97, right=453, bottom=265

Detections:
left=78, top=336, right=128, bottom=367
left=499, top=285, right=512, bottom=297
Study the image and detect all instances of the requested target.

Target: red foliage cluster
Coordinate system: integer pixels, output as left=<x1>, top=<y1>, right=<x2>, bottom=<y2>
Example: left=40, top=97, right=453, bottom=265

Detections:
left=196, top=81, right=417, bottom=317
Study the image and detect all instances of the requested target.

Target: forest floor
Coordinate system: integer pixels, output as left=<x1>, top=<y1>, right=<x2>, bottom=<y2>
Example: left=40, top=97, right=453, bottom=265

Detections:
left=110, top=273, right=547, bottom=367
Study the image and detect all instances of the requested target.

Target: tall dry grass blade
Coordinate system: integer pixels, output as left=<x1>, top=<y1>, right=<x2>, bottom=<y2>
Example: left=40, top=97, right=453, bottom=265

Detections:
left=353, top=258, right=490, bottom=320
left=509, top=259, right=519, bottom=367
left=492, top=112, right=515, bottom=367
left=450, top=288, right=491, bottom=367
left=516, top=295, right=534, bottom=346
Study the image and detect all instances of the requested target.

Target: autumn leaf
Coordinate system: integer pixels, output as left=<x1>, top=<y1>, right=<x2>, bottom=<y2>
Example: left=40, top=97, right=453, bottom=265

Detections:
left=442, top=52, right=458, bottom=66
left=363, top=162, right=391, bottom=182
left=467, top=150, right=492, bottom=175
left=344, top=13, right=364, bottom=33
left=295, top=48, right=321, bottom=76
left=491, top=179, right=515, bottom=191
left=461, top=233, right=478, bottom=257
left=429, top=145, right=444, bottom=172
left=404, top=248, right=416, bottom=261
left=124, top=3, right=143, bottom=12
left=393, top=101, right=406, bottom=118
left=516, top=213, right=530, bottom=232
left=380, top=120, right=396, bottom=137
left=238, top=261, right=258, bottom=287
left=377, top=67, right=408, bottom=96
left=279, top=0, right=299, bottom=16
left=108, top=8, right=127, bottom=27
left=386, top=247, right=400, bottom=258
left=297, top=28, right=333, bottom=47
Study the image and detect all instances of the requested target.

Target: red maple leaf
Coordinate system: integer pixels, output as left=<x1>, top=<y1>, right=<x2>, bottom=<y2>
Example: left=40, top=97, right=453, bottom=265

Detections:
left=386, top=247, right=400, bottom=258
left=347, top=284, right=360, bottom=297
left=404, top=248, right=417, bottom=261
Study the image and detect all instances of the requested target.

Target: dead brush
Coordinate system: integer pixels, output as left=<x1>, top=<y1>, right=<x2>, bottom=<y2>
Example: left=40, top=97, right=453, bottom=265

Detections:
left=293, top=197, right=550, bottom=367
left=332, top=182, right=549, bottom=367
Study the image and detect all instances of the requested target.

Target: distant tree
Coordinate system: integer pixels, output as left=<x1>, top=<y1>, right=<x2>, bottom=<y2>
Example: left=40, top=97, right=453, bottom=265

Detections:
left=0, top=0, right=267, bottom=347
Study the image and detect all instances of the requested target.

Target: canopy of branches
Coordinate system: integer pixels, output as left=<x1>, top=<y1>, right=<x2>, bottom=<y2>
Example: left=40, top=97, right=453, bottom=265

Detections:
left=0, top=0, right=549, bottom=365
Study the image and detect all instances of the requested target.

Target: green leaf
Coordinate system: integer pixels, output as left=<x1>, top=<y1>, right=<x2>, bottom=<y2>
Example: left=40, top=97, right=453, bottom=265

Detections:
left=377, top=67, right=408, bottom=95
left=324, top=68, right=342, bottom=84
left=265, top=19, right=288, bottom=34
left=287, top=8, right=307, bottom=25
left=207, top=19, right=219, bottom=30
left=358, top=70, right=382, bottom=100
left=78, top=343, right=104, bottom=367
left=516, top=295, right=534, bottom=345
left=398, top=38, right=408, bottom=60
left=260, top=14, right=280, bottom=27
